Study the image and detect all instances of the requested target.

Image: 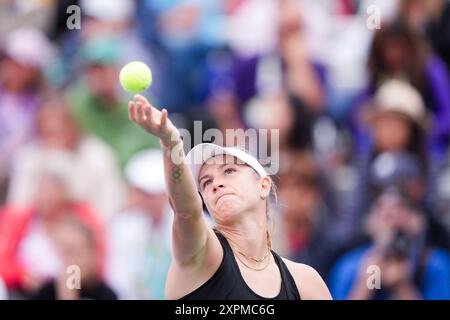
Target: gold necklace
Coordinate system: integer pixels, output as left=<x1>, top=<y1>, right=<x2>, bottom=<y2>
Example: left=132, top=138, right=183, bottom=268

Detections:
left=233, top=250, right=272, bottom=271
left=230, top=244, right=271, bottom=263
left=215, top=228, right=273, bottom=271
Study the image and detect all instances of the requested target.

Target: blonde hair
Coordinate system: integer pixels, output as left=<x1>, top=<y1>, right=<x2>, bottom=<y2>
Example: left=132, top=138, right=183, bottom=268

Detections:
left=265, top=175, right=278, bottom=250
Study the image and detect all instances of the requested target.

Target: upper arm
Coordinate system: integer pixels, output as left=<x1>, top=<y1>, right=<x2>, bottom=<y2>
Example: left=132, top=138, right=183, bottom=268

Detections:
left=170, top=200, right=222, bottom=270
left=166, top=225, right=223, bottom=299
left=161, top=143, right=208, bottom=266
left=159, top=144, right=221, bottom=278
left=171, top=210, right=209, bottom=265
left=284, top=260, right=333, bottom=300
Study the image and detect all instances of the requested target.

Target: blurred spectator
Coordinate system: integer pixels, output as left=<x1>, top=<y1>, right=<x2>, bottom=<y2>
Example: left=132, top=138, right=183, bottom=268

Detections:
left=66, top=36, right=159, bottom=168
left=424, top=0, right=450, bottom=73
left=353, top=20, right=450, bottom=157
left=34, top=216, right=117, bottom=300
left=50, top=0, right=158, bottom=91
left=0, top=27, right=55, bottom=203
left=79, top=0, right=135, bottom=42
left=206, top=83, right=244, bottom=137
left=365, top=79, right=428, bottom=169
left=339, top=80, right=449, bottom=248
left=277, top=0, right=325, bottom=111
left=329, top=190, right=450, bottom=300
left=78, top=0, right=159, bottom=82
left=297, top=0, right=400, bottom=123
left=399, top=0, right=450, bottom=73
left=263, top=91, right=318, bottom=153
left=0, top=0, right=57, bottom=38
left=137, top=0, right=226, bottom=113
left=226, top=0, right=325, bottom=151
left=225, top=0, right=278, bottom=57
left=273, top=150, right=338, bottom=278
left=243, top=0, right=325, bottom=105
left=106, top=150, right=172, bottom=299
left=0, top=170, right=104, bottom=298
left=7, top=96, right=125, bottom=221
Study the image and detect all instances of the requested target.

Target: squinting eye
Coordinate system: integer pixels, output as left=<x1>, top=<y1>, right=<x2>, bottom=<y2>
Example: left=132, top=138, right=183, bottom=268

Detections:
left=224, top=168, right=236, bottom=175
left=203, top=179, right=212, bottom=189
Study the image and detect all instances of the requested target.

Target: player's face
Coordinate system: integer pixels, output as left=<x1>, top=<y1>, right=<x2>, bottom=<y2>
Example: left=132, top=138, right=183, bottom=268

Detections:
left=198, top=155, right=264, bottom=225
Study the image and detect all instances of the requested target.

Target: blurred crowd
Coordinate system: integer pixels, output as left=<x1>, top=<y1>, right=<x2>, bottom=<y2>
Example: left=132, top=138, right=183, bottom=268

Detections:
left=0, top=0, right=449, bottom=300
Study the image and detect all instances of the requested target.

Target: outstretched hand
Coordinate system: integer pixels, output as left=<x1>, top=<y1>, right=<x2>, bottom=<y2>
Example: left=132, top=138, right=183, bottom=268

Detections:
left=128, top=95, right=180, bottom=148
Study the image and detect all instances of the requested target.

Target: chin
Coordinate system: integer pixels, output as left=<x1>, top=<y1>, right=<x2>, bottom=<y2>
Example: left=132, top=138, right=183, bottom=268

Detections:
left=212, top=200, right=242, bottom=224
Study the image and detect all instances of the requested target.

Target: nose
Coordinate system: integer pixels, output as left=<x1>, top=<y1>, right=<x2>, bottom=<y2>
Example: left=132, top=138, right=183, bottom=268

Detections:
left=212, top=182, right=225, bottom=193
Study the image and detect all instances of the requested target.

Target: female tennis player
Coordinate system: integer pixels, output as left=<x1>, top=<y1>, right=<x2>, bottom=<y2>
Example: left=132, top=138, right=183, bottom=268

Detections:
left=128, top=95, right=332, bottom=300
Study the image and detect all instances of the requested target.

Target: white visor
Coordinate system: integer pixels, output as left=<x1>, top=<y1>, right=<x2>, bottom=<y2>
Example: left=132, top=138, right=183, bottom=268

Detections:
left=185, top=143, right=267, bottom=190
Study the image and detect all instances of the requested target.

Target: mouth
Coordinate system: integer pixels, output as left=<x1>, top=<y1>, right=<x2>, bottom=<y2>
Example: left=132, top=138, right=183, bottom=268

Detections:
left=216, top=193, right=234, bottom=205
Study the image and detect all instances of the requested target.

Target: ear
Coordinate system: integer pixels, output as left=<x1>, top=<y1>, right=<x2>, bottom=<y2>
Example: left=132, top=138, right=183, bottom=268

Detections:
left=260, top=176, right=271, bottom=199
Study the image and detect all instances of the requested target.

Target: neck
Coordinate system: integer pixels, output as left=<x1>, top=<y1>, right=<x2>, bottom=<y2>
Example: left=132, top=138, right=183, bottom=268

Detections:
left=216, top=212, right=270, bottom=260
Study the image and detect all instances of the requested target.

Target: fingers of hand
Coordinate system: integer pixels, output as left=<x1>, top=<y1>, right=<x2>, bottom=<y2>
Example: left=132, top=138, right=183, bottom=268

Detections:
left=136, top=101, right=147, bottom=123
left=144, top=106, right=153, bottom=125
left=129, top=96, right=167, bottom=134
left=160, top=108, right=168, bottom=128
left=134, top=94, right=150, bottom=108
left=128, top=102, right=137, bottom=122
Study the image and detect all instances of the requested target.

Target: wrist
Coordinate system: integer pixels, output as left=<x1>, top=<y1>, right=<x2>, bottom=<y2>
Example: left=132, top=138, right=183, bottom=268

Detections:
left=160, top=137, right=183, bottom=150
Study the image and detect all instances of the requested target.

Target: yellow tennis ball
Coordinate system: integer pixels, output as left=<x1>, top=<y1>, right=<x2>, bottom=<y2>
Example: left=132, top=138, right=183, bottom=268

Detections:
left=119, top=61, right=152, bottom=93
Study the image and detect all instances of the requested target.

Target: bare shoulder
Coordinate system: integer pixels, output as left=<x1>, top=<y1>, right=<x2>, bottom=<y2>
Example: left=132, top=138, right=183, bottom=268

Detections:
left=282, top=258, right=333, bottom=300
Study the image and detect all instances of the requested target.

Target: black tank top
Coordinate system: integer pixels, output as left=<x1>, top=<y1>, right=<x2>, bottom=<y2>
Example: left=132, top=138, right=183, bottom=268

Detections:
left=180, top=231, right=301, bottom=300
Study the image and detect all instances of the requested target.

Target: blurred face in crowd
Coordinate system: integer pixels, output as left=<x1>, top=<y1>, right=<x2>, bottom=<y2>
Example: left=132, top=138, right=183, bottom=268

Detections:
left=400, top=0, right=445, bottom=29
left=36, top=102, right=81, bottom=150
left=366, top=192, right=425, bottom=247
left=208, top=91, right=241, bottom=133
left=52, top=220, right=98, bottom=283
left=371, top=113, right=412, bottom=152
left=265, top=93, right=295, bottom=150
left=81, top=16, right=129, bottom=42
left=157, top=2, right=201, bottom=35
left=128, top=186, right=168, bottom=224
left=401, top=0, right=426, bottom=30
left=85, top=64, right=119, bottom=102
left=0, top=56, right=41, bottom=92
left=382, top=36, right=411, bottom=73
left=278, top=174, right=319, bottom=232
left=34, top=174, right=71, bottom=217
left=199, top=155, right=271, bottom=225
left=277, top=0, right=303, bottom=41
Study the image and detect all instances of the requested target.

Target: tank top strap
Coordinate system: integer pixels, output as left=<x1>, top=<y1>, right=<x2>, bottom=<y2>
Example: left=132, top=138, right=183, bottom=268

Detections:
left=271, top=251, right=302, bottom=300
